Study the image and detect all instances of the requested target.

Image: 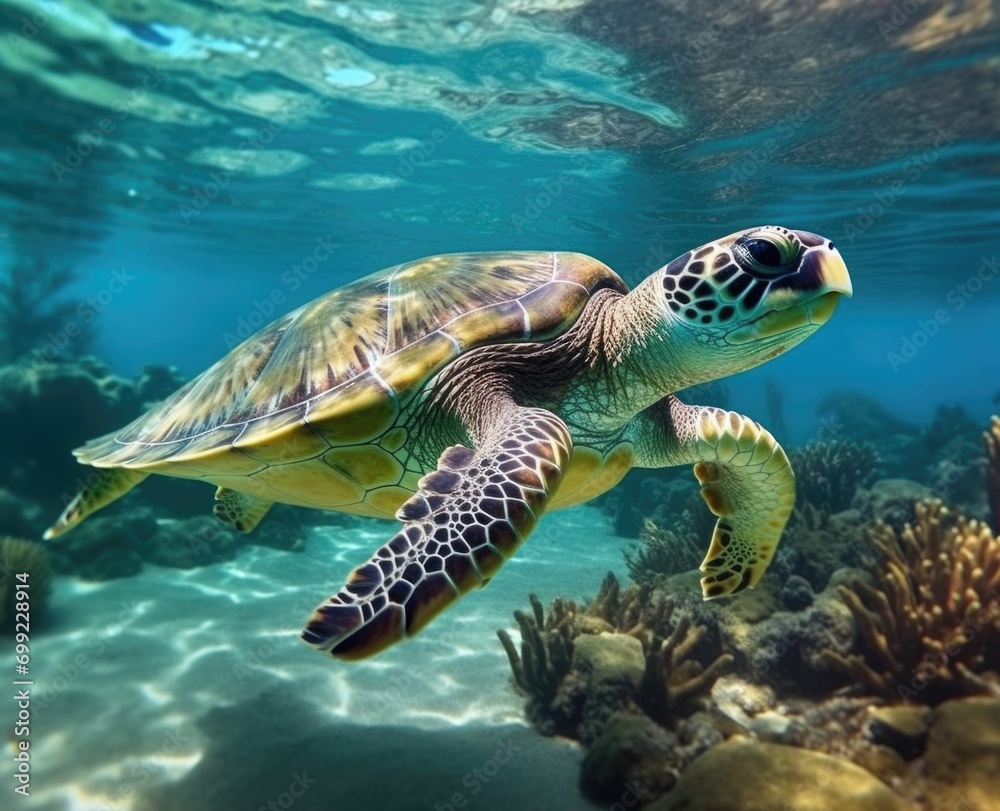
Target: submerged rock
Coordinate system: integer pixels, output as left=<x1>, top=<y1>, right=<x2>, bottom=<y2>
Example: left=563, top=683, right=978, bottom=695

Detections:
left=781, top=574, right=814, bottom=611
left=923, top=697, right=1000, bottom=810
left=650, top=738, right=913, bottom=811
left=865, top=706, right=930, bottom=761
left=140, top=516, right=241, bottom=568
left=0, top=360, right=139, bottom=505
left=0, top=487, right=42, bottom=538
left=572, top=632, right=645, bottom=688
left=854, top=479, right=932, bottom=529
left=580, top=712, right=677, bottom=804
left=49, top=507, right=157, bottom=580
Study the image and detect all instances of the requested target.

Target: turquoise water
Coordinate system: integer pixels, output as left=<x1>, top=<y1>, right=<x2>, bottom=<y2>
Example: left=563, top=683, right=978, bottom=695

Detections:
left=1, top=1, right=999, bottom=809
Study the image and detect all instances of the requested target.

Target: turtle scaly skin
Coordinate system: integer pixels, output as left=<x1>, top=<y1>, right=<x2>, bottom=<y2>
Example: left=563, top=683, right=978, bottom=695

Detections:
left=46, top=227, right=852, bottom=659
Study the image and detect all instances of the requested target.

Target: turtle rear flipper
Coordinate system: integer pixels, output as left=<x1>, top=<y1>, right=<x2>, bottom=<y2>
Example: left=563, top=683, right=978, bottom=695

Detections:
left=213, top=487, right=273, bottom=532
left=44, top=468, right=149, bottom=540
left=301, top=405, right=572, bottom=660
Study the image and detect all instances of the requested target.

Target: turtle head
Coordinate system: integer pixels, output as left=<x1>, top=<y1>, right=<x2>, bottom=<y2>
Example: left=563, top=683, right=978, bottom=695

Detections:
left=656, top=226, right=852, bottom=379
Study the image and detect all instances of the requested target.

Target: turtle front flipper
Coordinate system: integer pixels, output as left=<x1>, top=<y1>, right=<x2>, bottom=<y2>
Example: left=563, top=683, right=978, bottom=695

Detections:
left=301, top=406, right=573, bottom=660
left=635, top=395, right=795, bottom=599
left=44, top=468, right=149, bottom=540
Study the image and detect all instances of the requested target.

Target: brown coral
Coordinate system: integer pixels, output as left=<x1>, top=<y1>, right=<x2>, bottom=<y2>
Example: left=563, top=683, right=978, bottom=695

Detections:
left=985, top=415, right=1000, bottom=532
left=499, top=573, right=733, bottom=736
left=638, top=612, right=734, bottom=727
left=496, top=593, right=575, bottom=720
left=820, top=500, right=1000, bottom=704
left=0, top=536, right=53, bottom=630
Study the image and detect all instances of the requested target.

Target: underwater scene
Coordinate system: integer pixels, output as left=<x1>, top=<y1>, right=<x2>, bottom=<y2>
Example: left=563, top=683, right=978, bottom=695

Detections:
left=2, top=0, right=1000, bottom=809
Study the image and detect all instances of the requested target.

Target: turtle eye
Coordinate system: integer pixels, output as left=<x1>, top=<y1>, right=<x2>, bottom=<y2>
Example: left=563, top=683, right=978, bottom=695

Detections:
left=734, top=231, right=800, bottom=277
left=745, top=239, right=782, bottom=267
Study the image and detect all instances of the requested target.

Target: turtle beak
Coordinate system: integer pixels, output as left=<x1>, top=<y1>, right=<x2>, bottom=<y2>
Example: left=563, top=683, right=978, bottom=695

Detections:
left=811, top=243, right=853, bottom=299
left=795, top=243, right=852, bottom=328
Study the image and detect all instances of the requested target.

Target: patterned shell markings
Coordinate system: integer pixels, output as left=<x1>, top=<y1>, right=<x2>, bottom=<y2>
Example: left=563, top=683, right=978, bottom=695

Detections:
left=76, top=252, right=626, bottom=469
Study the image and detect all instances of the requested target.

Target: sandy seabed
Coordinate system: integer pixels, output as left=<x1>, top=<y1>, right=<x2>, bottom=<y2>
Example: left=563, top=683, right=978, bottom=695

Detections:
left=6, top=504, right=630, bottom=811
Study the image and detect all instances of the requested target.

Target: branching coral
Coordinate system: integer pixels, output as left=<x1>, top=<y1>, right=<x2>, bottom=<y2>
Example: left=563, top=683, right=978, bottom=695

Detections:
left=985, top=416, right=999, bottom=532
left=638, top=612, right=734, bottom=726
left=820, top=500, right=1000, bottom=704
left=0, top=537, right=53, bottom=630
left=790, top=439, right=880, bottom=514
left=499, top=574, right=733, bottom=738
left=496, top=593, right=575, bottom=727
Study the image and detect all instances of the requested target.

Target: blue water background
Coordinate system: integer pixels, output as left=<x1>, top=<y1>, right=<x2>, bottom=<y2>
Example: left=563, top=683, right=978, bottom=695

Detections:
left=2, top=1, right=999, bottom=430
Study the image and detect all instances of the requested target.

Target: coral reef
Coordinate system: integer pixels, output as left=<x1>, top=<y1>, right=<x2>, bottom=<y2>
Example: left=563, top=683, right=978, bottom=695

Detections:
left=820, top=500, right=1000, bottom=705
left=789, top=439, right=879, bottom=515
left=579, top=712, right=678, bottom=803
left=496, top=593, right=575, bottom=734
left=854, top=478, right=934, bottom=532
left=0, top=536, right=52, bottom=631
left=637, top=613, right=734, bottom=727
left=48, top=504, right=310, bottom=581
left=48, top=508, right=156, bottom=580
left=0, top=257, right=92, bottom=364
left=623, top=518, right=702, bottom=585
left=922, top=404, right=981, bottom=458
left=921, top=696, right=1000, bottom=810
left=134, top=363, right=187, bottom=408
left=775, top=502, right=867, bottom=592
left=986, top=415, right=999, bottom=531
left=507, top=413, right=1000, bottom=808
left=498, top=574, right=731, bottom=744
left=0, top=358, right=141, bottom=507
left=816, top=391, right=918, bottom=446
left=648, top=737, right=911, bottom=811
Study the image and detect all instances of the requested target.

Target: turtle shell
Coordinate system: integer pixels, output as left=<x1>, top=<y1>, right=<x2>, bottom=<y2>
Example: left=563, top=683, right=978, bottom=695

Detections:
left=78, top=252, right=626, bottom=481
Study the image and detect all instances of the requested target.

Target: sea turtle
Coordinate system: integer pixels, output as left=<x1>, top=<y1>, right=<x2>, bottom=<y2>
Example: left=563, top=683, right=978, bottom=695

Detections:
left=45, top=226, right=851, bottom=660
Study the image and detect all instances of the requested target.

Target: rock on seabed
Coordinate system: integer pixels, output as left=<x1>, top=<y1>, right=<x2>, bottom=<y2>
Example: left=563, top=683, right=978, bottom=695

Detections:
left=649, top=738, right=913, bottom=811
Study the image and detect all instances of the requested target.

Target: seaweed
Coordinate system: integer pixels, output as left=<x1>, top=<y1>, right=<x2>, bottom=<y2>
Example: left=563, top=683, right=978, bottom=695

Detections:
left=623, top=518, right=702, bottom=585
left=0, top=257, right=92, bottom=364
